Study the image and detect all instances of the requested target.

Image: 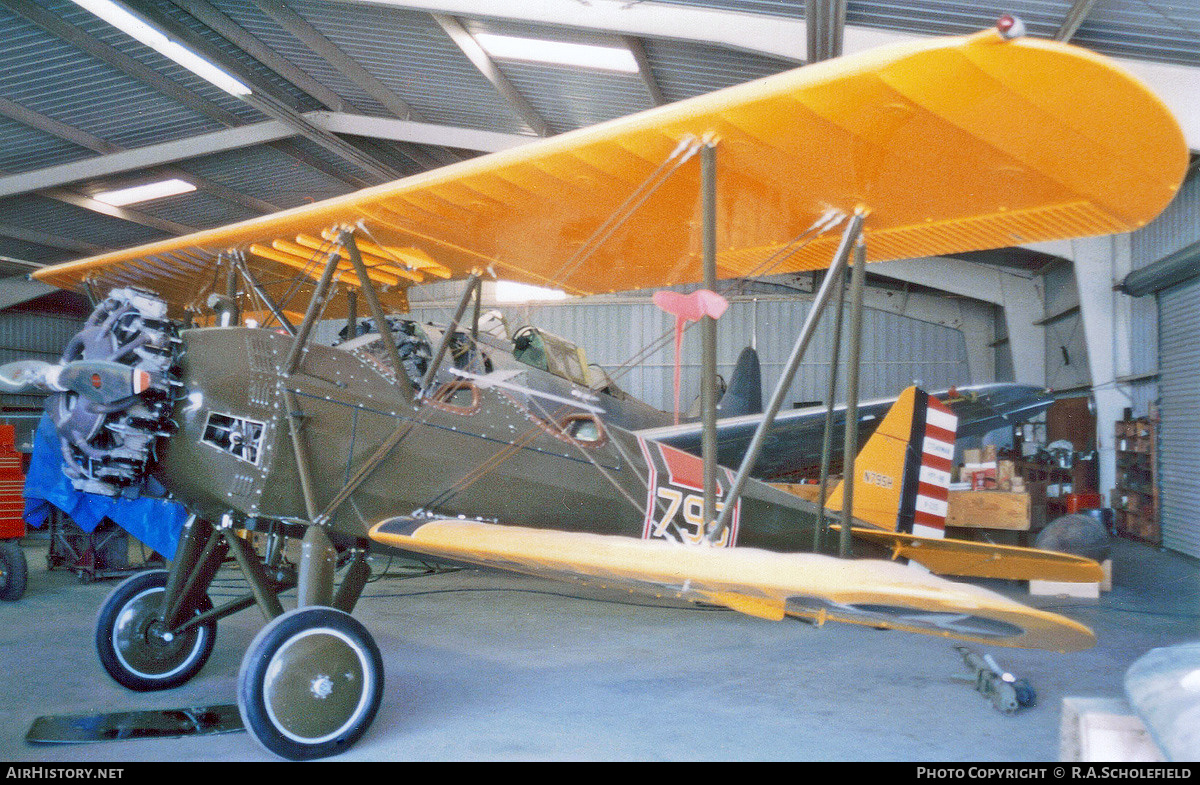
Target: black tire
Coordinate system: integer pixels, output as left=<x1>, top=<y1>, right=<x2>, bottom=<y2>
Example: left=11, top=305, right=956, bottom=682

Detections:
left=95, top=569, right=216, bottom=691
left=238, top=607, right=384, bottom=761
left=0, top=540, right=27, bottom=601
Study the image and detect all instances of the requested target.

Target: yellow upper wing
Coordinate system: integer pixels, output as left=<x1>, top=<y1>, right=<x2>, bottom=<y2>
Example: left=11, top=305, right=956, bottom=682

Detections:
left=34, top=27, right=1186, bottom=316
left=369, top=517, right=1095, bottom=653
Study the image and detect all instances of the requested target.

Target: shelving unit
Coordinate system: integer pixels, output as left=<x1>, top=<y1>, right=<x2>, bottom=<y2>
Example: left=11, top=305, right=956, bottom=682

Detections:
left=1012, top=456, right=1098, bottom=531
left=1113, top=418, right=1159, bottom=544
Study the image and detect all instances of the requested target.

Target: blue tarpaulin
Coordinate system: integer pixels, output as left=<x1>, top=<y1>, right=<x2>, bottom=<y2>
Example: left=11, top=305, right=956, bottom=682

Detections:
left=23, top=414, right=186, bottom=559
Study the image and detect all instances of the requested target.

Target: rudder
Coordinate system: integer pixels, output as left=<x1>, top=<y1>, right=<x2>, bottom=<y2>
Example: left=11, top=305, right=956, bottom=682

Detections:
left=825, top=387, right=957, bottom=537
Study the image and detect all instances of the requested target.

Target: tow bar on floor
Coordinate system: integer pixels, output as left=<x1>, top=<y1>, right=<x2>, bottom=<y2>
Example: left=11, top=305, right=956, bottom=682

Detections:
left=957, top=646, right=1037, bottom=714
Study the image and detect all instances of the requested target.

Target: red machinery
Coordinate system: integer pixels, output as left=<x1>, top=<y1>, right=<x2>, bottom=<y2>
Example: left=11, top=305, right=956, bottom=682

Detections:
left=0, top=424, right=27, bottom=600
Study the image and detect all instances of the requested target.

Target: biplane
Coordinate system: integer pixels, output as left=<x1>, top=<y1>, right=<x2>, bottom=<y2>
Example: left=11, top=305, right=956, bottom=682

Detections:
left=13, top=20, right=1188, bottom=760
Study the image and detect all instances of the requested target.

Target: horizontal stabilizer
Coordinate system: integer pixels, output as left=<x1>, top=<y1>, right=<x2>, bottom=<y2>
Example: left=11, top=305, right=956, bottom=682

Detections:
left=370, top=517, right=1094, bottom=652
left=839, top=526, right=1105, bottom=583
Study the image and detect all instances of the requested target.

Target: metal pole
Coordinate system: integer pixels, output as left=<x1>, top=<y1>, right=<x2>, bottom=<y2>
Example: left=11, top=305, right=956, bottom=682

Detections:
left=701, top=142, right=719, bottom=533
left=839, top=238, right=867, bottom=558
left=346, top=287, right=357, bottom=340
left=283, top=388, right=319, bottom=520
left=225, top=253, right=239, bottom=326
left=707, top=212, right=865, bottom=544
left=814, top=266, right=848, bottom=552
left=421, top=273, right=481, bottom=395
left=235, top=252, right=295, bottom=335
left=281, top=249, right=340, bottom=376
left=341, top=231, right=408, bottom=398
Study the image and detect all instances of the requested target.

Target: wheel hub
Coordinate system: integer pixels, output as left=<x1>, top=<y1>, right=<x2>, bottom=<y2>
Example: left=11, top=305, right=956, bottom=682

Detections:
left=264, top=628, right=371, bottom=744
left=309, top=674, right=334, bottom=700
left=113, top=588, right=201, bottom=677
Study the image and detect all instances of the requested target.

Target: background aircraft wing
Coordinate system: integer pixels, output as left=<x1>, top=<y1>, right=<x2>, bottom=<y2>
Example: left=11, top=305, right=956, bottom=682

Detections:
left=33, top=28, right=1186, bottom=318
left=638, top=383, right=1052, bottom=481
left=369, top=517, right=1095, bottom=653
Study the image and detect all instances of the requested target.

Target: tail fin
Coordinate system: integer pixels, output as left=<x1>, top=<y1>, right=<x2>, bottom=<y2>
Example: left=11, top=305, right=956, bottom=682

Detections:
left=717, top=347, right=763, bottom=418
left=825, top=387, right=957, bottom=538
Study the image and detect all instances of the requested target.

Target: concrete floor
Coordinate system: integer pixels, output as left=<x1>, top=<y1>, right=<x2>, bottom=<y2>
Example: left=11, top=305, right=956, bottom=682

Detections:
left=0, top=534, right=1196, bottom=762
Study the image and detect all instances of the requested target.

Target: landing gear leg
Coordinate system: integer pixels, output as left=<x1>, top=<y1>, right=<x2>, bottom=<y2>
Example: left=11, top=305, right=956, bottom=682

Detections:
left=94, top=517, right=229, bottom=692
left=237, top=526, right=383, bottom=760
left=95, top=569, right=216, bottom=691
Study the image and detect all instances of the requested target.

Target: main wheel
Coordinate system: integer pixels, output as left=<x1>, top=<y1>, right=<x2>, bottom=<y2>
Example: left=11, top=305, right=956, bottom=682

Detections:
left=95, top=569, right=217, bottom=691
left=0, top=540, right=27, bottom=601
left=238, top=607, right=384, bottom=761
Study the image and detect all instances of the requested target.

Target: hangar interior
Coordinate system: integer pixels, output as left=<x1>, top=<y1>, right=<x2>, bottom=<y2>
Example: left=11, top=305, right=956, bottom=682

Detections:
left=0, top=0, right=1198, bottom=763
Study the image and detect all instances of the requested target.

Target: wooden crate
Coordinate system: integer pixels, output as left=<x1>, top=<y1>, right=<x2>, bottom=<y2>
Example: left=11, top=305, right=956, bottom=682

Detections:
left=945, top=490, right=1031, bottom=531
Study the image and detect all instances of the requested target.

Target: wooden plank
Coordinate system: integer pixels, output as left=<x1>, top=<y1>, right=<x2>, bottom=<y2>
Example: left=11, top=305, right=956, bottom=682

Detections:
left=1060, top=697, right=1164, bottom=762
left=945, top=490, right=1030, bottom=531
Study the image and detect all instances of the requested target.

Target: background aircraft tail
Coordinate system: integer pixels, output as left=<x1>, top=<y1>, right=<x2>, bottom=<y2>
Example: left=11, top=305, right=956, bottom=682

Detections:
left=716, top=347, right=763, bottom=418
left=825, top=387, right=957, bottom=537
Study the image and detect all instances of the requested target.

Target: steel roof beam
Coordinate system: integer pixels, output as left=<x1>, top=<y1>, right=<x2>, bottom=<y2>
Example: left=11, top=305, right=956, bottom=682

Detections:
left=251, top=0, right=417, bottom=122
left=0, top=222, right=112, bottom=255
left=168, top=0, right=351, bottom=112
left=41, top=188, right=198, bottom=236
left=0, top=95, right=282, bottom=214
left=315, top=112, right=531, bottom=152
left=625, top=36, right=666, bottom=107
left=432, top=14, right=551, bottom=136
left=249, top=0, right=465, bottom=168
left=0, top=96, right=121, bottom=155
left=806, top=0, right=846, bottom=63
left=0, top=113, right=531, bottom=200
left=1055, top=0, right=1100, bottom=42
left=2, top=0, right=243, bottom=127
left=9, top=0, right=404, bottom=183
left=348, top=0, right=1200, bottom=150
left=0, top=120, right=293, bottom=200
left=106, top=0, right=402, bottom=180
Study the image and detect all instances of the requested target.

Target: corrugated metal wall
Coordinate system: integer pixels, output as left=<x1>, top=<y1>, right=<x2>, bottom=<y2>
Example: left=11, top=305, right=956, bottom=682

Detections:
left=1130, top=167, right=1200, bottom=557
left=1157, top=277, right=1200, bottom=558
left=318, top=286, right=971, bottom=413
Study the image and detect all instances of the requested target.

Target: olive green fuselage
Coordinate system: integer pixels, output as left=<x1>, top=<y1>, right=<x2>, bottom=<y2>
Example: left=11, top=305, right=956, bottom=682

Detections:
left=158, top=327, right=832, bottom=554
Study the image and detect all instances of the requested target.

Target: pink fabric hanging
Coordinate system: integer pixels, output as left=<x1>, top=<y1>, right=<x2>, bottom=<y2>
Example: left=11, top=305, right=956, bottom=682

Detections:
left=652, top=289, right=729, bottom=424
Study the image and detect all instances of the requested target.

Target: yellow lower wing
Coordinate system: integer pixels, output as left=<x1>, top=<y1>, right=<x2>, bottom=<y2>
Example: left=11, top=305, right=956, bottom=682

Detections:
left=841, top=526, right=1104, bottom=582
left=369, top=517, right=1094, bottom=653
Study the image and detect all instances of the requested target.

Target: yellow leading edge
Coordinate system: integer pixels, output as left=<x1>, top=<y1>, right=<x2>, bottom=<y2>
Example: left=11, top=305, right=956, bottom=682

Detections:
left=33, top=27, right=1187, bottom=317
left=369, top=518, right=1096, bottom=653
